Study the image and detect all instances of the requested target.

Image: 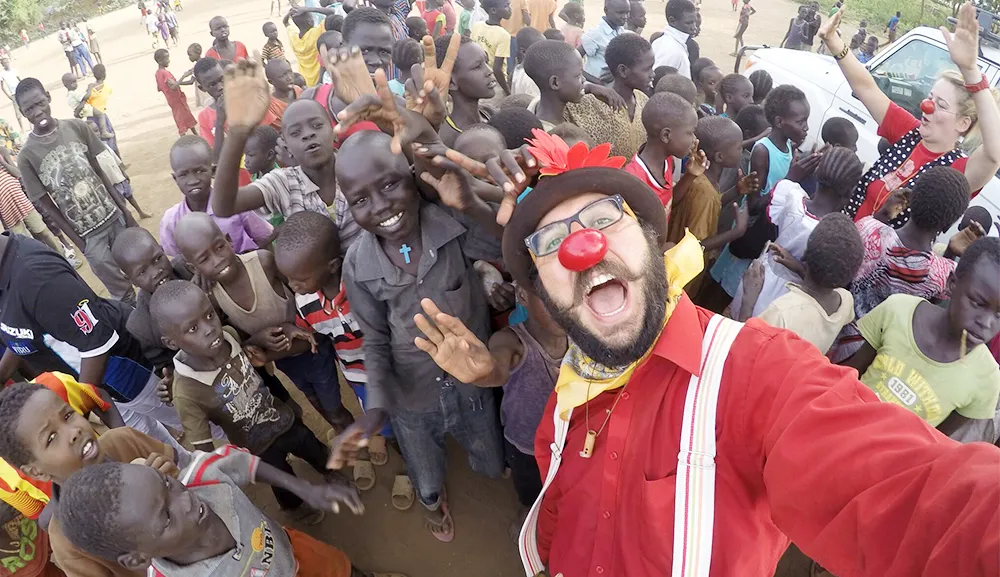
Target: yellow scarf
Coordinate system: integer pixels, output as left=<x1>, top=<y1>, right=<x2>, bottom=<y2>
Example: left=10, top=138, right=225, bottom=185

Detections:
left=554, top=231, right=705, bottom=420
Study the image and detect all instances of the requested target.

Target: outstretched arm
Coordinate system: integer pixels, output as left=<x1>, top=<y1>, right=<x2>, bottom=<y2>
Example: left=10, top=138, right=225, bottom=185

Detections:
left=819, top=7, right=891, bottom=124
left=743, top=330, right=1000, bottom=577
left=946, top=3, right=1000, bottom=191
left=211, top=59, right=272, bottom=216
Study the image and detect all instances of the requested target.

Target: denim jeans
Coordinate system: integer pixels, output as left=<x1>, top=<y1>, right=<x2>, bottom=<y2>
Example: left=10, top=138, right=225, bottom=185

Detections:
left=390, top=380, right=504, bottom=506
left=73, top=44, right=93, bottom=75
left=275, top=339, right=347, bottom=426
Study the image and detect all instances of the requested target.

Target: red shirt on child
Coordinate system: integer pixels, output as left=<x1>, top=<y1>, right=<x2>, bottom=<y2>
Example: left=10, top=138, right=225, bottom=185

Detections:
left=624, top=152, right=674, bottom=223
left=205, top=41, right=249, bottom=61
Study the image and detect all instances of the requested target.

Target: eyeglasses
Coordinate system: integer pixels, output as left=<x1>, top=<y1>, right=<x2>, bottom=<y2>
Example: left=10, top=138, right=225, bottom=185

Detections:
left=525, top=195, right=625, bottom=257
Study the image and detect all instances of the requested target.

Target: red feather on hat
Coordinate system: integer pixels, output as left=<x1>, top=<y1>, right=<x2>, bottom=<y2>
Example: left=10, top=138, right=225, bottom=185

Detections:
left=525, top=128, right=626, bottom=177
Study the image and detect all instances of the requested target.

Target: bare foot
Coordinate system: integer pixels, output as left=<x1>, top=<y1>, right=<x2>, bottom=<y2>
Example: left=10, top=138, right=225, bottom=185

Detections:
left=138, top=212, right=152, bottom=219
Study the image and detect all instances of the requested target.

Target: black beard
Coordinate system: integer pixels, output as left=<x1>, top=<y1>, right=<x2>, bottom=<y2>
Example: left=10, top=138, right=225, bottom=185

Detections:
left=535, top=234, right=667, bottom=368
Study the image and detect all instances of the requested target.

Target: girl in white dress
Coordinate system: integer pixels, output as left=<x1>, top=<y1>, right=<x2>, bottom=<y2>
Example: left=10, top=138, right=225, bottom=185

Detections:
left=730, top=147, right=864, bottom=318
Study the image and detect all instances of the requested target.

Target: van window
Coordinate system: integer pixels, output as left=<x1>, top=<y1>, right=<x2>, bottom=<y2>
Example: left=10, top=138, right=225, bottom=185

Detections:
left=869, top=38, right=956, bottom=118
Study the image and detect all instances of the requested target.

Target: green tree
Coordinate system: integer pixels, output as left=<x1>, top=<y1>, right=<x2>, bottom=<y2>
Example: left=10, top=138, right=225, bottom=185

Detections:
left=0, top=0, right=43, bottom=37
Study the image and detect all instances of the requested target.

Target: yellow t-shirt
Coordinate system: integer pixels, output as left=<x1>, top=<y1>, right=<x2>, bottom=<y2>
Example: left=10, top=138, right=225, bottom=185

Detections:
left=86, top=83, right=111, bottom=113
left=858, top=293, right=1000, bottom=426
left=287, top=24, right=325, bottom=87
left=470, top=21, right=511, bottom=77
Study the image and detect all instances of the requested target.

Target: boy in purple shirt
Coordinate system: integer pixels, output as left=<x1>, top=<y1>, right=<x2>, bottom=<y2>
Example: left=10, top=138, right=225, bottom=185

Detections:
left=161, top=135, right=273, bottom=257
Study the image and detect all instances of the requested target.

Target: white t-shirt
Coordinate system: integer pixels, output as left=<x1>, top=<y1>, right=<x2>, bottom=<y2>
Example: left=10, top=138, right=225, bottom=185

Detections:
left=651, top=25, right=690, bottom=79
left=0, top=69, right=19, bottom=94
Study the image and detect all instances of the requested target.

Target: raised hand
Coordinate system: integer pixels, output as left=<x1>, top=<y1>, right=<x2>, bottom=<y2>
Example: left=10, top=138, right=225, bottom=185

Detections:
left=413, top=298, right=495, bottom=384
left=415, top=142, right=480, bottom=211
left=321, top=45, right=376, bottom=105
left=407, top=34, right=459, bottom=121
left=943, top=2, right=979, bottom=72
left=947, top=219, right=986, bottom=257
left=684, top=139, right=708, bottom=178
left=336, top=68, right=433, bottom=154
left=819, top=3, right=843, bottom=42
left=732, top=201, right=749, bottom=233
left=437, top=146, right=537, bottom=226
left=222, top=57, right=271, bottom=130
left=404, top=66, right=449, bottom=129
left=736, top=169, right=760, bottom=196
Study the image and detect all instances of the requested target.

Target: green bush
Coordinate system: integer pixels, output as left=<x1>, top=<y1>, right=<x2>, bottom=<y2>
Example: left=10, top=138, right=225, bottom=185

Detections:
left=800, top=0, right=953, bottom=34
left=0, top=0, right=134, bottom=45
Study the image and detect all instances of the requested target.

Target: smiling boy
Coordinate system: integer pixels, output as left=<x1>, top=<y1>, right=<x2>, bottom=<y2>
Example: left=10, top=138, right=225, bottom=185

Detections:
left=333, top=128, right=504, bottom=541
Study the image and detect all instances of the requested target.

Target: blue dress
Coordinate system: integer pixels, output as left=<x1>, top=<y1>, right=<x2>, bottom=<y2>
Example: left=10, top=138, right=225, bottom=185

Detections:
left=710, top=137, right=793, bottom=297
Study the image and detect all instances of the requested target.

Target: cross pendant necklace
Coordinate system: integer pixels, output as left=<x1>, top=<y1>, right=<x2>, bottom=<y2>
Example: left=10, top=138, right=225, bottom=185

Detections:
left=399, top=244, right=413, bottom=264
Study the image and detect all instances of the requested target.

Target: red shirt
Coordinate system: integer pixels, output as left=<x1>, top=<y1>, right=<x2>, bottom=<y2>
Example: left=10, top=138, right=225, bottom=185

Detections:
left=856, top=102, right=970, bottom=220
left=205, top=41, right=249, bottom=62
left=624, top=153, right=674, bottom=207
left=535, top=295, right=1000, bottom=577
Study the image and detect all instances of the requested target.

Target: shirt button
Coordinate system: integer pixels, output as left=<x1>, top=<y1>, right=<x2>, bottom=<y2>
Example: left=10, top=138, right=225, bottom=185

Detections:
left=602, top=510, right=611, bottom=519
left=436, top=377, right=441, bottom=381
left=419, top=280, right=423, bottom=285
left=610, top=451, right=618, bottom=460
left=596, top=566, right=605, bottom=574
left=621, top=391, right=630, bottom=401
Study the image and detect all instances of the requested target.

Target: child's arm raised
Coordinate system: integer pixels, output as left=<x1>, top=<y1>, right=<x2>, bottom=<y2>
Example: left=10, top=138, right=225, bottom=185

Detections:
left=211, top=58, right=273, bottom=217
left=700, top=202, right=748, bottom=252
left=414, top=143, right=505, bottom=240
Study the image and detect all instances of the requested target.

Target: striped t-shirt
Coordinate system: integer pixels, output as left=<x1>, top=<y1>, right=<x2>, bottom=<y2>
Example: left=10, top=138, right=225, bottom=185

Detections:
left=0, top=169, right=34, bottom=227
left=293, top=285, right=366, bottom=388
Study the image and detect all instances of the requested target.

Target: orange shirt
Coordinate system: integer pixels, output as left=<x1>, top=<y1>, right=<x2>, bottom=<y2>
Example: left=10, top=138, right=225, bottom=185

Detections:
left=527, top=0, right=556, bottom=31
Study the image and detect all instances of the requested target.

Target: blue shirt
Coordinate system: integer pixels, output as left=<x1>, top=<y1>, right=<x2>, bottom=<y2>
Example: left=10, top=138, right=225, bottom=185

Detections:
left=580, top=17, right=622, bottom=80
left=887, top=15, right=899, bottom=30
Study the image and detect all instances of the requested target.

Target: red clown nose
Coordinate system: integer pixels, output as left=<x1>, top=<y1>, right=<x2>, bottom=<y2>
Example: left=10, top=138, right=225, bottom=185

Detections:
left=920, top=99, right=936, bottom=115
left=558, top=229, right=609, bottom=271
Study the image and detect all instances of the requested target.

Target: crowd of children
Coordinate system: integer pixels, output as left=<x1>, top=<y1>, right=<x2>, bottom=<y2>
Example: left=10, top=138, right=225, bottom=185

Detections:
left=0, top=0, right=997, bottom=575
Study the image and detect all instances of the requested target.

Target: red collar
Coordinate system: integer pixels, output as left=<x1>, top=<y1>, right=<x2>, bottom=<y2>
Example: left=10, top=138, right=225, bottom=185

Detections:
left=648, top=293, right=704, bottom=377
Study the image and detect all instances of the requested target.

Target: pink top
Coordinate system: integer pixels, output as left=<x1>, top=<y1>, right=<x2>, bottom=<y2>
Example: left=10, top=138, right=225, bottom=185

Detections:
left=159, top=200, right=273, bottom=257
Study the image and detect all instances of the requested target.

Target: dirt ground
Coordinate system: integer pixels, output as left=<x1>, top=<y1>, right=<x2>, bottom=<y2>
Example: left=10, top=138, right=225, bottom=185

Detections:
left=0, top=0, right=825, bottom=574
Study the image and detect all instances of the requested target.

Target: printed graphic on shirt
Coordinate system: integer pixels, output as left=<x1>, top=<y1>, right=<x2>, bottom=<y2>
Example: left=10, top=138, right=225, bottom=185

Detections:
left=865, top=353, right=942, bottom=423
left=72, top=299, right=99, bottom=335
left=220, top=353, right=282, bottom=430
left=37, top=142, right=117, bottom=234
left=0, top=515, right=41, bottom=574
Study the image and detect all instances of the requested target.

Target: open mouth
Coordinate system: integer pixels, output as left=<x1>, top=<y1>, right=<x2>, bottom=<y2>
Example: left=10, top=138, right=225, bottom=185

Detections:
left=305, top=142, right=322, bottom=152
left=81, top=439, right=97, bottom=461
left=379, top=212, right=404, bottom=230
left=584, top=273, right=629, bottom=318
left=209, top=335, right=223, bottom=348
left=487, top=78, right=497, bottom=89
left=217, top=265, right=231, bottom=278
left=155, top=277, right=168, bottom=288
left=196, top=501, right=207, bottom=525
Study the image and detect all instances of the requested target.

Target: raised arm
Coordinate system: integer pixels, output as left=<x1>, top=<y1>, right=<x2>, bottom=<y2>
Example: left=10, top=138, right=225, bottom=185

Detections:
left=946, top=3, right=1000, bottom=191
left=211, top=59, right=272, bottom=217
left=819, top=7, right=891, bottom=124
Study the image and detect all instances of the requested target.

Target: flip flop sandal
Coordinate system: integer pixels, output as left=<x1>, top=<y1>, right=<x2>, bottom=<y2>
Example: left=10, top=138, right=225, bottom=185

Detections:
left=368, top=434, right=389, bottom=466
left=391, top=474, right=415, bottom=511
left=424, top=498, right=455, bottom=543
left=353, top=459, right=376, bottom=491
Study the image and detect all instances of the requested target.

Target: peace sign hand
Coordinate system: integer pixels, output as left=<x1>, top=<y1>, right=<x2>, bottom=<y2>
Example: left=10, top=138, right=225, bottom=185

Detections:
left=413, top=298, right=495, bottom=384
left=335, top=68, right=433, bottom=154
left=405, top=34, right=459, bottom=126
